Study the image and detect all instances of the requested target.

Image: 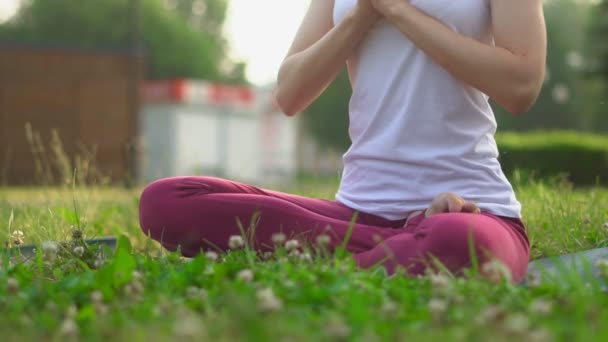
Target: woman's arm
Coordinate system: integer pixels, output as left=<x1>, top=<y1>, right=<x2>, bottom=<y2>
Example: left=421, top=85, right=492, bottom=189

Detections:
left=276, top=0, right=380, bottom=116
left=371, top=0, right=547, bottom=115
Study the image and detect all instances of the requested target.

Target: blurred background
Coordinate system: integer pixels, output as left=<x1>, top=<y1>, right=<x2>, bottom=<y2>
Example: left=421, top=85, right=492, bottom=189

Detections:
left=0, top=0, right=606, bottom=188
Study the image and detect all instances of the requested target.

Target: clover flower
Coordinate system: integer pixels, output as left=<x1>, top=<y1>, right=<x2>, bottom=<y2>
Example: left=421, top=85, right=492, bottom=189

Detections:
left=315, top=234, right=331, bottom=246
left=285, top=239, right=300, bottom=252
left=73, top=246, right=85, bottom=257
left=228, top=235, right=244, bottom=250
left=7, top=277, right=19, bottom=294
left=428, top=298, right=448, bottom=317
left=237, top=269, right=254, bottom=282
left=271, top=233, right=286, bottom=245
left=205, top=251, right=219, bottom=261
left=11, top=230, right=24, bottom=246
left=42, top=241, right=59, bottom=257
left=257, top=287, right=283, bottom=312
left=503, top=313, right=530, bottom=334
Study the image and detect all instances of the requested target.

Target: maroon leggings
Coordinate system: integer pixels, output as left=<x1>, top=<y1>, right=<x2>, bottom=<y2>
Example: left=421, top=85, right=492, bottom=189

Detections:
left=138, top=176, right=530, bottom=282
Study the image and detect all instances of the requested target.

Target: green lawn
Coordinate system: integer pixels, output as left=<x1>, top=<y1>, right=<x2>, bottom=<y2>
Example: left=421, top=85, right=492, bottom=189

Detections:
left=1, top=179, right=607, bottom=341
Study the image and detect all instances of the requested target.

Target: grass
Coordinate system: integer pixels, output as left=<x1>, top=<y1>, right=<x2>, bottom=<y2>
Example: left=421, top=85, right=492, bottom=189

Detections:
left=1, top=178, right=608, bottom=341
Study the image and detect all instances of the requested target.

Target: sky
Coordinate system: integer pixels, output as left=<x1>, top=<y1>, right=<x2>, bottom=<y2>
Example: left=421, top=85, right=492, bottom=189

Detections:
left=0, top=0, right=310, bottom=86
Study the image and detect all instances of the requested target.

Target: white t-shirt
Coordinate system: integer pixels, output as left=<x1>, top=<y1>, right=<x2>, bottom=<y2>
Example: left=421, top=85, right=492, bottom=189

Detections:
left=333, top=0, right=522, bottom=220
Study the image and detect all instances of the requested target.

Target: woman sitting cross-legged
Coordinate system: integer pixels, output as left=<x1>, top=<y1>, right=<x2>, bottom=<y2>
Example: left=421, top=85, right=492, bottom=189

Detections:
left=139, top=0, right=546, bottom=283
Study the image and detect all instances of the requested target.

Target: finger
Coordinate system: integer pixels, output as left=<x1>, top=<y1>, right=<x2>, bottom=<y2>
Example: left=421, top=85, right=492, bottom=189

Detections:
left=447, top=196, right=464, bottom=213
left=425, top=200, right=448, bottom=217
left=462, top=201, right=481, bottom=214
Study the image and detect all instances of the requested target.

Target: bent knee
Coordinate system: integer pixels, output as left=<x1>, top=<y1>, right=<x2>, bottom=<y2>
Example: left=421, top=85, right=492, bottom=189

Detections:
left=419, top=214, right=512, bottom=267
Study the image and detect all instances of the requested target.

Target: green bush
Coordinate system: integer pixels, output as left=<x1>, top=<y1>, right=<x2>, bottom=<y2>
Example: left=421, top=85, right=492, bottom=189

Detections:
left=496, top=131, right=608, bottom=186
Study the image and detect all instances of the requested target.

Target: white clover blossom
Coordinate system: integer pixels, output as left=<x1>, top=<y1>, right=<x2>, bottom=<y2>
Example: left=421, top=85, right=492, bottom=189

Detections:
left=529, top=299, right=553, bottom=316
left=42, top=241, right=59, bottom=256
left=257, top=287, right=283, bottom=312
left=228, top=235, right=244, bottom=250
left=566, top=51, right=584, bottom=70
left=91, top=291, right=103, bottom=304
left=285, top=239, right=300, bottom=252
left=503, top=313, right=530, bottom=334
left=474, top=305, right=503, bottom=325
left=237, top=269, right=254, bottom=282
left=186, top=286, right=208, bottom=301
left=73, top=246, right=85, bottom=257
left=482, top=260, right=512, bottom=283
left=299, top=252, right=312, bottom=262
left=428, top=298, right=448, bottom=317
left=205, top=250, right=219, bottom=261
left=59, top=319, right=79, bottom=337
left=551, top=84, right=570, bottom=104
left=7, top=277, right=19, bottom=294
left=271, top=233, right=286, bottom=245
left=316, top=234, right=331, bottom=246
left=380, top=300, right=398, bottom=316
left=11, top=230, right=24, bottom=246
left=596, top=258, right=608, bottom=278
left=325, top=318, right=351, bottom=339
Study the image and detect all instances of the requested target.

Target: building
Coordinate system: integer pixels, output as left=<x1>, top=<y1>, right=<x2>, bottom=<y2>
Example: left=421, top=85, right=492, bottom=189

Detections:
left=140, top=79, right=299, bottom=186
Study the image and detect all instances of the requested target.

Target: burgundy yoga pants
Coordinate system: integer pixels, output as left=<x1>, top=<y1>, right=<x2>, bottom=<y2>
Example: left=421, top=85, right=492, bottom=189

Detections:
left=138, top=176, right=530, bottom=282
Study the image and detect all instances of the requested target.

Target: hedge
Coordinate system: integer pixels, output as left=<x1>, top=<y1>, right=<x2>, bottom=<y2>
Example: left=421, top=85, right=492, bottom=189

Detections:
left=496, top=131, right=608, bottom=186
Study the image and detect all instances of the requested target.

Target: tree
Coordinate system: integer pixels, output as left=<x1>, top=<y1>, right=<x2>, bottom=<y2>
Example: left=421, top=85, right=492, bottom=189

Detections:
left=303, top=69, right=352, bottom=152
left=0, top=0, right=246, bottom=82
left=585, top=0, right=608, bottom=131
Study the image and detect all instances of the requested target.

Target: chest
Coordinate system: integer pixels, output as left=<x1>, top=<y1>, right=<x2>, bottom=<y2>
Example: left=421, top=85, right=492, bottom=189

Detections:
left=333, top=0, right=491, bottom=38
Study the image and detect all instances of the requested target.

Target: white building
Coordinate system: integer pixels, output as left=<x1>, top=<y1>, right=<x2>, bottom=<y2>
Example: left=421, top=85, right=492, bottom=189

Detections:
left=140, top=79, right=299, bottom=186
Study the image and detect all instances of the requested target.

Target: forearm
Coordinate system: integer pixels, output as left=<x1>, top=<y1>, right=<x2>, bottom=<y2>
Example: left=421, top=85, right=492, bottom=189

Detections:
left=276, top=11, right=375, bottom=116
left=381, top=3, right=544, bottom=114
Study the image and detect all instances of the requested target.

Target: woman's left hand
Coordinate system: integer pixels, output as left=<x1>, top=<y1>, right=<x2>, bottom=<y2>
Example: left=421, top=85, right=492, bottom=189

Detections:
left=370, top=0, right=410, bottom=17
left=425, top=192, right=481, bottom=218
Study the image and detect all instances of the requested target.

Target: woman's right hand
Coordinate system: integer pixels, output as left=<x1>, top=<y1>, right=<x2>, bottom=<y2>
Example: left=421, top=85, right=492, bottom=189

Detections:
left=353, top=0, right=382, bottom=28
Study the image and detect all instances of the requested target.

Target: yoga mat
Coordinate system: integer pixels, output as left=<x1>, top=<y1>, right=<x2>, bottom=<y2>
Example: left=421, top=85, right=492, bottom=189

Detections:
left=6, top=237, right=608, bottom=290
left=524, top=247, right=608, bottom=290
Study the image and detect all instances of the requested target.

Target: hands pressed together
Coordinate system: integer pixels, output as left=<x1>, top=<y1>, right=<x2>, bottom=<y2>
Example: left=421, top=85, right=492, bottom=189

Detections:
left=425, top=192, right=481, bottom=218
left=354, top=0, right=409, bottom=25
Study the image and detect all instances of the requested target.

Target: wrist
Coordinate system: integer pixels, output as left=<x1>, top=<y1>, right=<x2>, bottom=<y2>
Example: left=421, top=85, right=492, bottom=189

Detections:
left=348, top=7, right=380, bottom=31
left=380, top=1, right=411, bottom=21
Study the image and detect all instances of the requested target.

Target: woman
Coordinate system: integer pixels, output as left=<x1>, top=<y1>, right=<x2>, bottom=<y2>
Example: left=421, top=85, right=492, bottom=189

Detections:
left=139, top=0, right=546, bottom=283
